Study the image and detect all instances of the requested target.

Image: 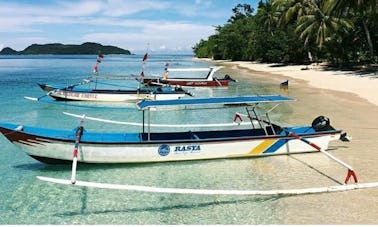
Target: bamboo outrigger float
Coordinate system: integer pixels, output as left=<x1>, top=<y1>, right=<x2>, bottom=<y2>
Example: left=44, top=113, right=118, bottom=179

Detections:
left=36, top=176, right=378, bottom=196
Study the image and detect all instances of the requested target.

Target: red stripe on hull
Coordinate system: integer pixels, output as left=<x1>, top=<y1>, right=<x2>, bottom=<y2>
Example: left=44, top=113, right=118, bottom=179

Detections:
left=167, top=80, right=229, bottom=87
left=144, top=79, right=230, bottom=87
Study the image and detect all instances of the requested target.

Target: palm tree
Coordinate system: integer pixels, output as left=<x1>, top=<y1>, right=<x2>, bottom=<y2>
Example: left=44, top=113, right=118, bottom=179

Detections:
left=256, top=1, right=280, bottom=35
left=295, top=0, right=352, bottom=50
left=326, top=0, right=377, bottom=62
left=273, top=0, right=353, bottom=64
left=273, top=0, right=312, bottom=25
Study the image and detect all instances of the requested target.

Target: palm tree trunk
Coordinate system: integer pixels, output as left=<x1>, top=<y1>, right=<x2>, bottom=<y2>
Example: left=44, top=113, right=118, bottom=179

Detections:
left=362, top=19, right=375, bottom=63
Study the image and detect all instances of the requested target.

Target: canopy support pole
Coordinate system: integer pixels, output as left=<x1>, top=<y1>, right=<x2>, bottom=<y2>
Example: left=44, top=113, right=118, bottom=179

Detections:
left=142, top=110, right=145, bottom=133
left=265, top=104, right=281, bottom=135
left=147, top=108, right=151, bottom=141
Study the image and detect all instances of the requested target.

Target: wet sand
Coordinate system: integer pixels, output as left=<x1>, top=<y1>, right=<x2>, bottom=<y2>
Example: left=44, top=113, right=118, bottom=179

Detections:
left=219, top=62, right=378, bottom=224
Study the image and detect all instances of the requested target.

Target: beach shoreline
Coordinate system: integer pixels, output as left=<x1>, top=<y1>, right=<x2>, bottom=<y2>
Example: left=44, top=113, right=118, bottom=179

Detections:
left=196, top=58, right=378, bottom=107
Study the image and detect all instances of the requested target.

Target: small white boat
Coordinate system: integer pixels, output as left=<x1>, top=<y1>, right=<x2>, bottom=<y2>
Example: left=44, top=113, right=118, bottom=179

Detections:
left=0, top=95, right=349, bottom=164
left=37, top=83, right=192, bottom=102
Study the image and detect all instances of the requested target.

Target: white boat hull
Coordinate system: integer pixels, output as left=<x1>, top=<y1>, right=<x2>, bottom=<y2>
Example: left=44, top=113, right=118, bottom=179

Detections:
left=50, top=90, right=186, bottom=101
left=13, top=133, right=339, bottom=164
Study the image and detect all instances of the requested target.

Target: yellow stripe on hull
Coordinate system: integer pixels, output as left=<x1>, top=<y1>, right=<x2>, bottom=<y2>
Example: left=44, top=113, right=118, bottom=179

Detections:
left=248, top=139, right=277, bottom=155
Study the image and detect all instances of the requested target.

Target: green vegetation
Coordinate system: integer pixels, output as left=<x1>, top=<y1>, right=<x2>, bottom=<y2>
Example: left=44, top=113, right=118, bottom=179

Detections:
left=193, top=0, right=377, bottom=66
left=0, top=42, right=131, bottom=55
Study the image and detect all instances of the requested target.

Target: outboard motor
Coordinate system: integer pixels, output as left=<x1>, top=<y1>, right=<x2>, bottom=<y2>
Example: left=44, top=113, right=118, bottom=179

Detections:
left=174, top=86, right=193, bottom=97
left=223, top=74, right=237, bottom=82
left=312, top=116, right=350, bottom=142
left=312, top=116, right=332, bottom=132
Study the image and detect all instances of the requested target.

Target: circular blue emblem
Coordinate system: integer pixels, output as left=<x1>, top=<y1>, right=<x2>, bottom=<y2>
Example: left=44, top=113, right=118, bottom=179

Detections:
left=158, top=144, right=170, bottom=156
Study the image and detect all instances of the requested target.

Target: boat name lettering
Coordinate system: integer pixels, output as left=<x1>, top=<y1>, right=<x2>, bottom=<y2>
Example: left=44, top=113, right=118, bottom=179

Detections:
left=174, top=145, right=201, bottom=153
left=56, top=91, right=97, bottom=99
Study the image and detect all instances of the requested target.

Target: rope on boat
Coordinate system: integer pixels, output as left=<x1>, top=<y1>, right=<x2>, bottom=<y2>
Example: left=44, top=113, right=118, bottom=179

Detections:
left=36, top=176, right=378, bottom=196
left=63, top=112, right=254, bottom=128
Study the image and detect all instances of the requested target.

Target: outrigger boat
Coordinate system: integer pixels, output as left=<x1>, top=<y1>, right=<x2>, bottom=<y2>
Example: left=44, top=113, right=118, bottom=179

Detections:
left=0, top=95, right=349, bottom=164
left=36, top=82, right=192, bottom=102
left=4, top=94, right=376, bottom=195
left=142, top=66, right=237, bottom=87
left=30, top=51, right=194, bottom=102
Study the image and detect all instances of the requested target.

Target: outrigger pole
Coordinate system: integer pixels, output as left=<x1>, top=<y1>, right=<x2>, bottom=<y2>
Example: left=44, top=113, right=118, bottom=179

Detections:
left=71, top=115, right=85, bottom=184
left=284, top=130, right=358, bottom=184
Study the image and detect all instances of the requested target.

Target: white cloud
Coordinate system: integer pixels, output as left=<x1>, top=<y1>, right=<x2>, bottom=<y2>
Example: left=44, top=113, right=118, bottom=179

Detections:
left=81, top=21, right=214, bottom=53
left=195, top=0, right=213, bottom=7
left=0, top=1, right=103, bottom=17
left=0, top=0, right=226, bottom=52
left=102, top=0, right=170, bottom=16
left=56, top=0, right=104, bottom=16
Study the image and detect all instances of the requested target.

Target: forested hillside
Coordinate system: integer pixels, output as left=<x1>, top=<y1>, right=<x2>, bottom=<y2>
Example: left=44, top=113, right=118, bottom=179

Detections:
left=193, top=0, right=377, bottom=66
left=0, top=42, right=131, bottom=55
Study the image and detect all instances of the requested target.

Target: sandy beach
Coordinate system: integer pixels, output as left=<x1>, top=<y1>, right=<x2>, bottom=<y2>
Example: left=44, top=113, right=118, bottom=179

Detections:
left=210, top=60, right=378, bottom=224
left=229, top=61, right=378, bottom=106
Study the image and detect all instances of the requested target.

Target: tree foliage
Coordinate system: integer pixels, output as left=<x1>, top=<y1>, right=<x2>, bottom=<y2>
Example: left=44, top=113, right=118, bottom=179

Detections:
left=193, top=0, right=377, bottom=65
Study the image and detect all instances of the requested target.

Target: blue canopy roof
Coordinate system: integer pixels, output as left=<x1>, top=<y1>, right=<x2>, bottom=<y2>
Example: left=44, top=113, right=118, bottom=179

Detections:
left=137, top=95, right=295, bottom=110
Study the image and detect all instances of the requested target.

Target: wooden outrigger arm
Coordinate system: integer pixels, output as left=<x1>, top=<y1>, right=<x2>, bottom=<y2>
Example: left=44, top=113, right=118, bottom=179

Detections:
left=284, top=130, right=357, bottom=184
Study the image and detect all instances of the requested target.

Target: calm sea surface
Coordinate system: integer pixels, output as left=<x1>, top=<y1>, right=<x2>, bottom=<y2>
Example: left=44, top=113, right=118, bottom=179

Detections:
left=0, top=54, right=349, bottom=224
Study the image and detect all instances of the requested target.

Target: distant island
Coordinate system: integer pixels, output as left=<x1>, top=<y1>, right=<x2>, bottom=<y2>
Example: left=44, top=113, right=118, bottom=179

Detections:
left=0, top=42, right=131, bottom=55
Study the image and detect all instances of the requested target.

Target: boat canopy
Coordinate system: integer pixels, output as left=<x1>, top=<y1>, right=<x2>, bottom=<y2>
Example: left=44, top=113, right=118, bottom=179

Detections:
left=166, top=66, right=223, bottom=72
left=137, top=95, right=295, bottom=110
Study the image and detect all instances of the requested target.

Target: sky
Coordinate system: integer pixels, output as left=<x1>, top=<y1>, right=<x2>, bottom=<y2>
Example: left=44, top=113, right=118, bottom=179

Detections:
left=0, top=0, right=259, bottom=54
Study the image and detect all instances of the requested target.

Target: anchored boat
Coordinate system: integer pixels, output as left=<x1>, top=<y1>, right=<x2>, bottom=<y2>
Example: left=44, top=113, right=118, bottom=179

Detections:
left=0, top=95, right=348, bottom=164
left=37, top=82, right=192, bottom=102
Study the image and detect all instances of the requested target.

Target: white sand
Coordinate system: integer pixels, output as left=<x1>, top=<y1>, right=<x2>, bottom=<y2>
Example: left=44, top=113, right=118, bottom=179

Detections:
left=226, top=61, right=378, bottom=106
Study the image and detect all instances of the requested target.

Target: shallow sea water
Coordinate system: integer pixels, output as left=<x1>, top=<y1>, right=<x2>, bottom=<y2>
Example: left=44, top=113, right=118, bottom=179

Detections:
left=0, top=54, right=368, bottom=224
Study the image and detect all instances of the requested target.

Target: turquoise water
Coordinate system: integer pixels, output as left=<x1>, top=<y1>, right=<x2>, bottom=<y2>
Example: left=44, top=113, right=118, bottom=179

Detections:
left=0, top=54, right=314, bottom=224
